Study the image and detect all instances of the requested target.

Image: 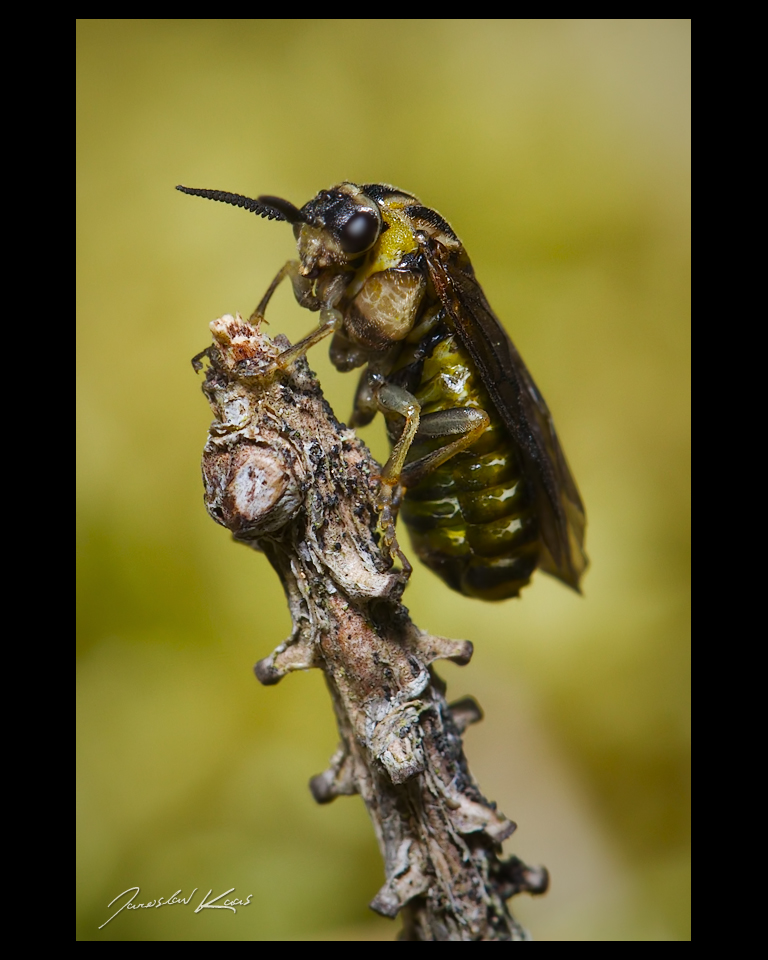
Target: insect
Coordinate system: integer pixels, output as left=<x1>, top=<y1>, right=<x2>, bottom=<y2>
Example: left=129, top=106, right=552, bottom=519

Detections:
left=178, top=182, right=587, bottom=600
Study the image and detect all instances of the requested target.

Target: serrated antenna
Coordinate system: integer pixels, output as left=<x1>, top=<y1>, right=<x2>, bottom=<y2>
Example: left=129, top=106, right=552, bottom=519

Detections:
left=175, top=185, right=306, bottom=224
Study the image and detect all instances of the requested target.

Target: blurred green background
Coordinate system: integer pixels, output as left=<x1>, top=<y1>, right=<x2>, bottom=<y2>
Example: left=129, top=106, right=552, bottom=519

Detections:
left=76, top=20, right=690, bottom=941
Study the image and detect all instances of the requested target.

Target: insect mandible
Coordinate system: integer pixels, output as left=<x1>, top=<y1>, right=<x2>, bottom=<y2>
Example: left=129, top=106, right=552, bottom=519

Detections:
left=178, top=182, right=587, bottom=600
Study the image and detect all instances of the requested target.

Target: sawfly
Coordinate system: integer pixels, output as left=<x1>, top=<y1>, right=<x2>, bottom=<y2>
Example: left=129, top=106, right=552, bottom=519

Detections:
left=178, top=182, right=587, bottom=600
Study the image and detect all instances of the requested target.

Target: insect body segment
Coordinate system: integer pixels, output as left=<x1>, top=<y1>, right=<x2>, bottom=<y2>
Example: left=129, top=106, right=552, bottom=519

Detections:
left=390, top=330, right=539, bottom=600
left=177, top=181, right=587, bottom=599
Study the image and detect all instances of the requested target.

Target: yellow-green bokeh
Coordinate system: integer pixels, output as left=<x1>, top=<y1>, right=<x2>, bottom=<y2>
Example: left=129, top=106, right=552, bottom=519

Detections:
left=77, top=20, right=690, bottom=940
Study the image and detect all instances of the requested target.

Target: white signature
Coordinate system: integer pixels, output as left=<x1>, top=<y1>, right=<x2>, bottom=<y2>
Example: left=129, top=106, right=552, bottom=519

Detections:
left=99, top=886, right=253, bottom=929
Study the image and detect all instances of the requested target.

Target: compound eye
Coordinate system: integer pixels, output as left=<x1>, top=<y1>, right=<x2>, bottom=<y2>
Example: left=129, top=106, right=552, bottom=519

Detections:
left=338, top=209, right=380, bottom=254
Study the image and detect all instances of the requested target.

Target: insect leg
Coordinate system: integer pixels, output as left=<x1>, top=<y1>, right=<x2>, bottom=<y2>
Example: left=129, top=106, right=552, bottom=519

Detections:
left=274, top=272, right=350, bottom=371
left=400, top=407, right=490, bottom=488
left=377, top=481, right=412, bottom=580
left=364, top=380, right=424, bottom=573
left=248, top=260, right=315, bottom=324
left=375, top=382, right=422, bottom=485
left=274, top=306, right=343, bottom=370
left=346, top=368, right=377, bottom=427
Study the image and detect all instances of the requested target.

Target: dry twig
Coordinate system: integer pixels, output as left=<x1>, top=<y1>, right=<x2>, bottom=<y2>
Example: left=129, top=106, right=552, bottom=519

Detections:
left=197, top=313, right=548, bottom=941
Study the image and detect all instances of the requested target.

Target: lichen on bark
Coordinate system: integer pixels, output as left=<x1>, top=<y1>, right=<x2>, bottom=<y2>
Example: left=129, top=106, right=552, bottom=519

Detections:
left=197, top=313, right=548, bottom=941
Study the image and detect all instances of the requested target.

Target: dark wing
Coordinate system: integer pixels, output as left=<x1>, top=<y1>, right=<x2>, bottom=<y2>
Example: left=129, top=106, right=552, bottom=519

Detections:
left=424, top=241, right=587, bottom=591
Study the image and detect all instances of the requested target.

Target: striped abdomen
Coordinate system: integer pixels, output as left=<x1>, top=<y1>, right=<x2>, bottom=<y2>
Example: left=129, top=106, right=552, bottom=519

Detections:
left=398, top=333, right=540, bottom=600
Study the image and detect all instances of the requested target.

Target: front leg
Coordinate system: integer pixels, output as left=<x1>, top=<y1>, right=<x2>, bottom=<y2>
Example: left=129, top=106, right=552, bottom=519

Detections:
left=274, top=301, right=344, bottom=371
left=248, top=260, right=316, bottom=325
left=276, top=271, right=352, bottom=370
left=252, top=266, right=350, bottom=372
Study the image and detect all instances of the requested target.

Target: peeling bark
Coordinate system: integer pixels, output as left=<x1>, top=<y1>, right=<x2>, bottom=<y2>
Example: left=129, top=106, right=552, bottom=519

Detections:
left=197, top=314, right=548, bottom=941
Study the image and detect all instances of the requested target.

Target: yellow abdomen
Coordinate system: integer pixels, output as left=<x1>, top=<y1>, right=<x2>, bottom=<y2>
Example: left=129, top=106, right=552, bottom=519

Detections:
left=399, top=336, right=540, bottom=600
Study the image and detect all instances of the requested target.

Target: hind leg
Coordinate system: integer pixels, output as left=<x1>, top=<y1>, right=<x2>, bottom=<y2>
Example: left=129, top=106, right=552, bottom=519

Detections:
left=373, top=386, right=490, bottom=569
left=399, top=407, right=491, bottom=487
